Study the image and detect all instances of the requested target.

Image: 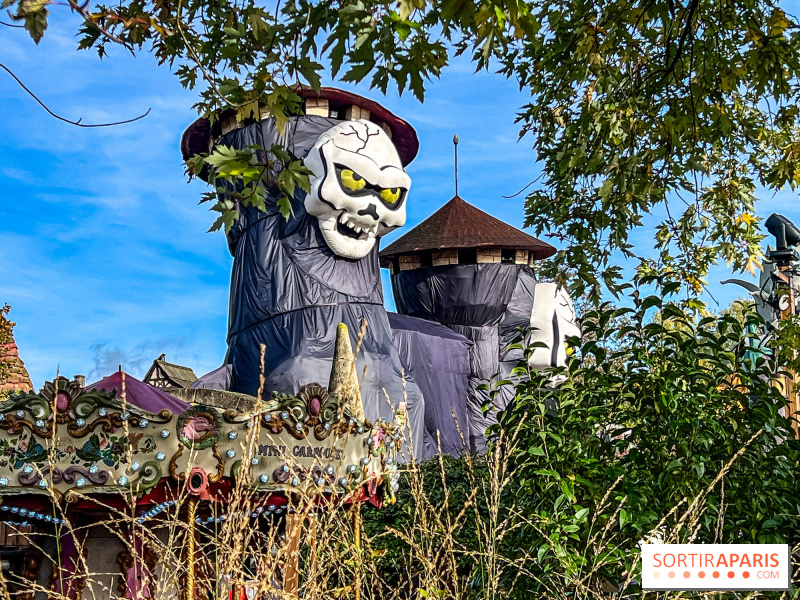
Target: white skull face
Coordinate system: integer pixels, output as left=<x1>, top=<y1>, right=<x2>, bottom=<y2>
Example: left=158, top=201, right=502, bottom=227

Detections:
left=304, top=120, right=411, bottom=259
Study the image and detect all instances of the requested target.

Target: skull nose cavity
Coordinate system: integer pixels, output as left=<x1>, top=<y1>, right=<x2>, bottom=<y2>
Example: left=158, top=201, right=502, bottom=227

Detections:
left=357, top=204, right=380, bottom=221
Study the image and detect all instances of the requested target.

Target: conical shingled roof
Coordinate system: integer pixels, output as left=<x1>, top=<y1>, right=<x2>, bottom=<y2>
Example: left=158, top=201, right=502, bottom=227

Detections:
left=0, top=317, right=33, bottom=394
left=379, top=196, right=556, bottom=262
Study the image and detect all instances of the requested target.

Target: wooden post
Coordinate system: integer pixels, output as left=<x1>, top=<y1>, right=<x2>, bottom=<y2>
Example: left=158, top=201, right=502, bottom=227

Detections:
left=283, top=512, right=302, bottom=597
left=353, top=504, right=362, bottom=600
left=307, top=515, right=318, bottom=600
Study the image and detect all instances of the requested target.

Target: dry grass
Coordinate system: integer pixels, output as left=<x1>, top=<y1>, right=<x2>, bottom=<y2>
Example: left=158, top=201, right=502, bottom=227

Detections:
left=0, top=404, right=797, bottom=600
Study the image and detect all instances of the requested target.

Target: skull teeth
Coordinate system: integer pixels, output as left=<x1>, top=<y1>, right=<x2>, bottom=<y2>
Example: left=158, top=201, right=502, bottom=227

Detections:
left=336, top=212, right=380, bottom=240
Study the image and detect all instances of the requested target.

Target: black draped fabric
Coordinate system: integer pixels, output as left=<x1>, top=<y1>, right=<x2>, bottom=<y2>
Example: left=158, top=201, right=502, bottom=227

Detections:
left=194, top=116, right=426, bottom=457
left=392, top=264, right=539, bottom=451
left=388, top=313, right=471, bottom=460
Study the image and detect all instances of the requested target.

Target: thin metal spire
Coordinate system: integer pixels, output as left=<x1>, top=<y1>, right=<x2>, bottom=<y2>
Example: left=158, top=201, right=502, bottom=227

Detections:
left=453, top=134, right=459, bottom=197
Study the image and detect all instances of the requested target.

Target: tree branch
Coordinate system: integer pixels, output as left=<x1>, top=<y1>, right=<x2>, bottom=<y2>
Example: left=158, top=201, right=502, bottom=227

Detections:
left=64, top=0, right=136, bottom=55
left=0, top=61, right=151, bottom=127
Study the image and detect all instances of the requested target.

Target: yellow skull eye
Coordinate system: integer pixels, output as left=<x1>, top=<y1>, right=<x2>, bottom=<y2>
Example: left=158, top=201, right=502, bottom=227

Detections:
left=380, top=188, right=401, bottom=204
left=340, top=169, right=366, bottom=192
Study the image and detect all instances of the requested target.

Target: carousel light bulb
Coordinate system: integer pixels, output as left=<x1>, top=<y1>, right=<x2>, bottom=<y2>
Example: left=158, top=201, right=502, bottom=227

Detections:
left=22, top=465, right=33, bottom=474
left=16, top=410, right=24, bottom=418
left=360, top=457, right=370, bottom=466
left=35, top=420, right=45, bottom=428
left=228, top=431, right=238, bottom=440
left=347, top=465, right=356, bottom=474
left=156, top=452, right=166, bottom=461
left=76, top=418, right=85, bottom=427
left=76, top=478, right=86, bottom=488
left=161, top=430, right=170, bottom=438
left=226, top=450, right=236, bottom=458
left=38, top=480, right=47, bottom=488
left=89, top=465, right=98, bottom=474
left=0, top=477, right=8, bottom=486
left=98, top=408, right=108, bottom=416
left=281, top=411, right=289, bottom=420
left=120, top=411, right=130, bottom=420
left=326, top=466, right=334, bottom=475
left=251, top=457, right=259, bottom=465
left=140, top=419, right=149, bottom=428
left=338, top=478, right=347, bottom=487
left=259, top=474, right=268, bottom=484
left=118, top=476, right=128, bottom=485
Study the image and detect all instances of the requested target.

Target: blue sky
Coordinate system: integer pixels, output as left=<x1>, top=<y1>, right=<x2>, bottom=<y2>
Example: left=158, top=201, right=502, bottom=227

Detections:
left=2, top=10, right=797, bottom=388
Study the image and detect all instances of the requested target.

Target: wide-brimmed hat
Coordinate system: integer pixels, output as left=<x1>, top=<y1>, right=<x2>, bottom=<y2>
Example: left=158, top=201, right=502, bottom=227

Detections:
left=181, top=86, right=419, bottom=181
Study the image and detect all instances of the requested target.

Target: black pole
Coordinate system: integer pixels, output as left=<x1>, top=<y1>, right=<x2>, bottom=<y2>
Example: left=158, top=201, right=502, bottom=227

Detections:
left=453, top=134, right=459, bottom=197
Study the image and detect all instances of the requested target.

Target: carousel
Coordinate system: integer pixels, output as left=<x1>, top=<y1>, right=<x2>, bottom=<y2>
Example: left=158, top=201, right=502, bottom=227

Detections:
left=0, top=324, right=399, bottom=600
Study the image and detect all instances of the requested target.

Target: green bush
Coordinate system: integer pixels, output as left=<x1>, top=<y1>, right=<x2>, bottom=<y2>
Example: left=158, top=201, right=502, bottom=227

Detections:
left=496, top=280, right=800, bottom=597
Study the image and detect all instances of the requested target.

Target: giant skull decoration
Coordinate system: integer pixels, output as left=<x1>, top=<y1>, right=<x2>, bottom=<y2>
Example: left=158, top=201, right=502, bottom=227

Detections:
left=304, top=119, right=411, bottom=259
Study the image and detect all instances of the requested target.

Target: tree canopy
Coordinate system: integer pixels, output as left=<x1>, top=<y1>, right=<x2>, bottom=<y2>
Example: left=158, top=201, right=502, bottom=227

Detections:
left=6, top=0, right=799, bottom=300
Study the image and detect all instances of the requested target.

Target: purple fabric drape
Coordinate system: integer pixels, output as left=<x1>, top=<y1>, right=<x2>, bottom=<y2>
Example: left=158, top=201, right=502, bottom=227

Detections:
left=87, top=372, right=189, bottom=415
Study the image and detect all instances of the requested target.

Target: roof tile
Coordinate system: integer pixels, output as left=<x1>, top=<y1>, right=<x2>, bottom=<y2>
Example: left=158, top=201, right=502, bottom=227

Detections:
left=379, top=196, right=556, bottom=261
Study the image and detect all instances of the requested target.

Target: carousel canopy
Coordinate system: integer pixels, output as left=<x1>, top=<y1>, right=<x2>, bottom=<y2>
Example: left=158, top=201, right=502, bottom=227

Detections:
left=87, top=371, right=189, bottom=415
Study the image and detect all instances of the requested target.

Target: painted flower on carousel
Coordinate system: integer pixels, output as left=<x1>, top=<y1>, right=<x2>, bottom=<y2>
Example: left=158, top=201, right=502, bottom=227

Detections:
left=11, top=440, right=46, bottom=470
left=181, top=416, right=213, bottom=441
left=76, top=434, right=120, bottom=467
left=176, top=406, right=220, bottom=449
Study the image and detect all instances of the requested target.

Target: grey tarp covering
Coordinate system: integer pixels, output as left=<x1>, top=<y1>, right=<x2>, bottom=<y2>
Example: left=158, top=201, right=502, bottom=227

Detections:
left=392, top=264, right=539, bottom=452
left=192, top=364, right=232, bottom=391
left=388, top=313, right=471, bottom=460
left=205, top=116, right=426, bottom=457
